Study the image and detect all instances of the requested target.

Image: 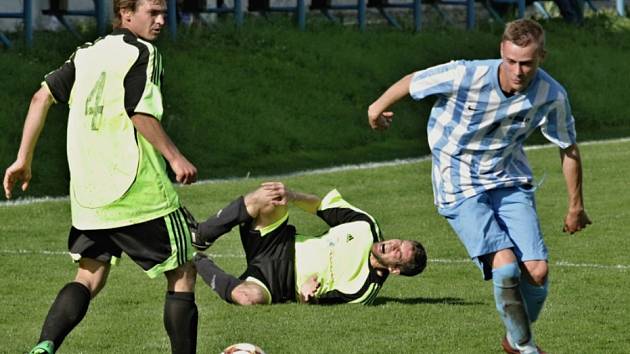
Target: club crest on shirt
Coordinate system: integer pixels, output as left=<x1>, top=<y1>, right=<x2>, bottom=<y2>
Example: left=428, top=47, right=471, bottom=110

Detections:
left=512, top=114, right=530, bottom=124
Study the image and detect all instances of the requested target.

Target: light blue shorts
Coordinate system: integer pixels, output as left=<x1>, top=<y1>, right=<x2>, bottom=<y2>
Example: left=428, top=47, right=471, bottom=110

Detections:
left=438, top=186, right=548, bottom=280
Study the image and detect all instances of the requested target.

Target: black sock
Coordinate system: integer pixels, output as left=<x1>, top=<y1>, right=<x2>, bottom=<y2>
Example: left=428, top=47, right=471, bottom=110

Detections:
left=164, top=291, right=198, bottom=354
left=197, top=196, right=253, bottom=244
left=194, top=255, right=242, bottom=302
left=39, top=282, right=91, bottom=349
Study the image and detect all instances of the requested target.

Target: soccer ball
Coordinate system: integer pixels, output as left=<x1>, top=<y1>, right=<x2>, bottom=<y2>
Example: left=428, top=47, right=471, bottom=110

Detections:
left=221, top=343, right=266, bottom=354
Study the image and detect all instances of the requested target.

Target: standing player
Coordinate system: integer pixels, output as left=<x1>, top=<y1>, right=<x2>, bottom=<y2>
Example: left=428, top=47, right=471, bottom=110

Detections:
left=189, top=182, right=427, bottom=305
left=367, top=19, right=591, bottom=353
left=3, top=1, right=198, bottom=353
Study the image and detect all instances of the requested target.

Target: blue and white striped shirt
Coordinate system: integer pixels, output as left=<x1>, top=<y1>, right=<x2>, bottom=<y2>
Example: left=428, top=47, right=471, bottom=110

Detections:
left=409, top=59, right=576, bottom=207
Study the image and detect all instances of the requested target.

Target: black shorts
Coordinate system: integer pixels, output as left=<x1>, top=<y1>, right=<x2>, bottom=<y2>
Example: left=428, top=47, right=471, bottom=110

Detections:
left=68, top=208, right=193, bottom=278
left=238, top=214, right=296, bottom=303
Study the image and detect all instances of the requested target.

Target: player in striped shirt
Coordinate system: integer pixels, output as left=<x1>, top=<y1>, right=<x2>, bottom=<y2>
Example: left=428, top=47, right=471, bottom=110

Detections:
left=367, top=19, right=591, bottom=354
left=189, top=182, right=427, bottom=305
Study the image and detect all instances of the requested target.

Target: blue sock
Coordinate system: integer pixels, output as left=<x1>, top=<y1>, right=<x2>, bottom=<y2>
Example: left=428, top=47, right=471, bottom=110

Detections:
left=493, top=263, right=532, bottom=346
left=520, top=276, right=549, bottom=323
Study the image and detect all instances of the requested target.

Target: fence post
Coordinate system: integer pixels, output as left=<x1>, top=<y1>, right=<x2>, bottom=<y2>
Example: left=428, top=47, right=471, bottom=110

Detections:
left=25, top=0, right=33, bottom=47
left=358, top=0, right=366, bottom=31
left=297, top=0, right=306, bottom=30
left=235, top=0, right=244, bottom=27
left=413, top=0, right=421, bottom=32
left=95, top=0, right=106, bottom=36
left=617, top=0, right=626, bottom=16
left=466, top=0, right=475, bottom=29
left=168, top=0, right=177, bottom=39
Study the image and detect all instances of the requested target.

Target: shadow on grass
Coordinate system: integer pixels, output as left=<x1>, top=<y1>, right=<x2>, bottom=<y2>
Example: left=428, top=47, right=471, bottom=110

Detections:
left=374, top=296, right=485, bottom=306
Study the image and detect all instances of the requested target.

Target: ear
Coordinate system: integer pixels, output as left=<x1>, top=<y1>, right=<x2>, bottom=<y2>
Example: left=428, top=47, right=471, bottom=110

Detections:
left=499, top=41, right=505, bottom=58
left=389, top=267, right=401, bottom=275
left=538, top=48, right=547, bottom=63
left=120, top=8, right=133, bottom=23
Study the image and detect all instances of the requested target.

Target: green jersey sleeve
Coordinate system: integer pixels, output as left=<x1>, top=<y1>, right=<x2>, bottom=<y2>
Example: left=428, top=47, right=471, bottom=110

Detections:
left=316, top=189, right=383, bottom=243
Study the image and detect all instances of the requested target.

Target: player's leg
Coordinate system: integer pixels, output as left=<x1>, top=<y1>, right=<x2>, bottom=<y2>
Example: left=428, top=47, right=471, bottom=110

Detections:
left=230, top=277, right=272, bottom=305
left=30, top=259, right=109, bottom=354
left=164, top=262, right=198, bottom=354
left=519, top=261, right=548, bottom=322
left=493, top=186, right=548, bottom=353
left=191, top=190, right=267, bottom=303
left=113, top=208, right=198, bottom=354
left=29, top=227, right=116, bottom=354
left=195, top=252, right=271, bottom=305
left=494, top=186, right=549, bottom=323
left=189, top=196, right=253, bottom=250
left=191, top=183, right=287, bottom=249
left=438, top=192, right=535, bottom=353
left=194, top=252, right=244, bottom=303
left=195, top=183, right=295, bottom=304
left=486, top=250, right=536, bottom=353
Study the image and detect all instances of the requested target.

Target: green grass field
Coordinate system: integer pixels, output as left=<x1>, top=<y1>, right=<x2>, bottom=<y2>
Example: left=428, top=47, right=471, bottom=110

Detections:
left=1, top=138, right=628, bottom=353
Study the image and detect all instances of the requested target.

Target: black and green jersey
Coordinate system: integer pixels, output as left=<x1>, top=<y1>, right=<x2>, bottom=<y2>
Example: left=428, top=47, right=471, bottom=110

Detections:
left=294, top=190, right=387, bottom=305
left=44, top=28, right=179, bottom=230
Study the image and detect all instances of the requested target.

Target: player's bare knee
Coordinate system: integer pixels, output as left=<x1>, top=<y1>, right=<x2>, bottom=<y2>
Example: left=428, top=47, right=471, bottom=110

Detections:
left=231, top=283, right=267, bottom=306
left=75, top=259, right=110, bottom=297
left=523, top=261, right=548, bottom=286
left=166, top=262, right=197, bottom=292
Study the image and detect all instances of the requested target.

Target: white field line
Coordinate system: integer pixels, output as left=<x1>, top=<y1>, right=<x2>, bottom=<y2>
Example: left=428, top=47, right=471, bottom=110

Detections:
left=2, top=249, right=629, bottom=270
left=1, top=137, right=629, bottom=208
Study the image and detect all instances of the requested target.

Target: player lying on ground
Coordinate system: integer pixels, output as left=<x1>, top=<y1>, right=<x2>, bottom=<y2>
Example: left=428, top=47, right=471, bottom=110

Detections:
left=186, top=182, right=427, bottom=305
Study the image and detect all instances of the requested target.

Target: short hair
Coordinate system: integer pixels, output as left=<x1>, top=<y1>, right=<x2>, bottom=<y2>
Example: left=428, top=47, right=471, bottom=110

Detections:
left=399, top=240, right=427, bottom=277
left=502, top=19, right=545, bottom=51
left=113, top=0, right=165, bottom=28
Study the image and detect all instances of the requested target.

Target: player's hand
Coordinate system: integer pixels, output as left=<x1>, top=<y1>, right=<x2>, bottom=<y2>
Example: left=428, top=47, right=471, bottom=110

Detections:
left=260, top=182, right=288, bottom=206
left=170, top=155, right=197, bottom=185
left=563, top=209, right=592, bottom=234
left=299, top=275, right=320, bottom=303
left=368, top=110, right=394, bottom=131
left=3, top=160, right=32, bottom=199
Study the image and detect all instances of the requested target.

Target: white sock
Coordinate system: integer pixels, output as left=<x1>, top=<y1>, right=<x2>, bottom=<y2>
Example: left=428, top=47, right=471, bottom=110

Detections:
left=507, top=332, right=539, bottom=354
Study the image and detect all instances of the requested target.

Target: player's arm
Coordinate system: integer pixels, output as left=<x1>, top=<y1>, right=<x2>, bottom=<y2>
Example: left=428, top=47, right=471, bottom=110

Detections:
left=316, top=190, right=378, bottom=229
left=131, top=114, right=197, bottom=184
left=3, top=86, right=54, bottom=199
left=286, top=188, right=321, bottom=214
left=367, top=73, right=413, bottom=131
left=560, top=143, right=591, bottom=233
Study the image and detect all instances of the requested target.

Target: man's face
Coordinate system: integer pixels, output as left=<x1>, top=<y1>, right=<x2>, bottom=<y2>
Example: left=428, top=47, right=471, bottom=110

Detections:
left=499, top=40, right=545, bottom=93
left=121, top=0, right=166, bottom=40
left=371, top=239, right=415, bottom=274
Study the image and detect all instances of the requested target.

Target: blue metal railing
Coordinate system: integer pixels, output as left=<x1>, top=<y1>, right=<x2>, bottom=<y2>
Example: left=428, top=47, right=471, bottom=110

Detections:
left=168, top=0, right=246, bottom=39
left=0, top=0, right=32, bottom=48
left=1, top=0, right=107, bottom=48
left=2, top=0, right=627, bottom=48
left=42, top=0, right=107, bottom=39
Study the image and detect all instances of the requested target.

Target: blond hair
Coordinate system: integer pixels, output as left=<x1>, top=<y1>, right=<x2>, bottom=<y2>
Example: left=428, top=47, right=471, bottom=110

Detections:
left=502, top=19, right=545, bottom=51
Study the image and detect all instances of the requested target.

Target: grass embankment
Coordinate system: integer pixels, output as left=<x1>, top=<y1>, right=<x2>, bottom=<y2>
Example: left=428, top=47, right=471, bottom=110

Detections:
left=1, top=14, right=629, bottom=198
